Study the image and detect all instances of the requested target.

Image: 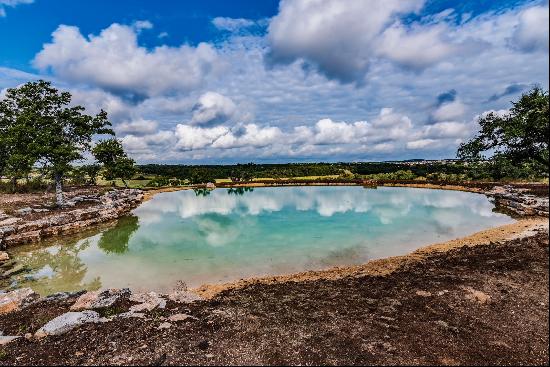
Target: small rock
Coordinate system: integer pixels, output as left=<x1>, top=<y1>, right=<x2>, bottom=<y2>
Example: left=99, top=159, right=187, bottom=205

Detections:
left=35, top=311, right=101, bottom=338
left=206, top=182, right=216, bottom=189
left=158, top=322, right=172, bottom=330
left=436, top=290, right=449, bottom=296
left=24, top=333, right=32, bottom=340
left=129, top=292, right=166, bottom=312
left=167, top=290, right=203, bottom=304
left=0, top=288, right=37, bottom=314
left=168, top=313, right=197, bottom=322
left=0, top=335, right=20, bottom=345
left=15, top=207, right=32, bottom=216
left=463, top=287, right=491, bottom=304
left=0, top=251, right=9, bottom=261
left=435, top=320, right=449, bottom=328
left=415, top=290, right=432, bottom=297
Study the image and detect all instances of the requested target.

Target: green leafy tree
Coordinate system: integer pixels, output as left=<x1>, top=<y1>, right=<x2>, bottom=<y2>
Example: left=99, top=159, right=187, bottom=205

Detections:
left=80, top=163, right=102, bottom=185
left=458, top=87, right=549, bottom=175
left=0, top=80, right=113, bottom=202
left=92, top=138, right=136, bottom=188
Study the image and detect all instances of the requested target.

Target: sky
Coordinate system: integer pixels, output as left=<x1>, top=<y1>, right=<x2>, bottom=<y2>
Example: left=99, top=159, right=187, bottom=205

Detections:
left=0, top=0, right=548, bottom=164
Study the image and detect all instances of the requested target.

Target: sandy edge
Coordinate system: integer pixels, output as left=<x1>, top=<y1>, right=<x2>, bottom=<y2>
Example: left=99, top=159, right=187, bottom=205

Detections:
left=193, top=217, right=548, bottom=299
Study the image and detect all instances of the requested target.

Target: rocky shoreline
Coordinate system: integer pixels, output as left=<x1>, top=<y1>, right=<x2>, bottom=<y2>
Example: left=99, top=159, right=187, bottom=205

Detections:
left=0, top=189, right=143, bottom=249
left=0, top=182, right=548, bottom=365
left=0, top=225, right=548, bottom=365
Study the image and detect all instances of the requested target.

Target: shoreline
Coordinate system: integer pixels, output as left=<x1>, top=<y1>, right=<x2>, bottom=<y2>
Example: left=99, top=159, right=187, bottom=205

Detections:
left=1, top=181, right=547, bottom=297
left=194, top=216, right=548, bottom=299
left=1, top=216, right=547, bottom=365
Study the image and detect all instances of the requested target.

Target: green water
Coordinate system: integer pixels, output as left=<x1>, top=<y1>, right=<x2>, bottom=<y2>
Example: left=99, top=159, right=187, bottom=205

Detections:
left=3, top=186, right=514, bottom=295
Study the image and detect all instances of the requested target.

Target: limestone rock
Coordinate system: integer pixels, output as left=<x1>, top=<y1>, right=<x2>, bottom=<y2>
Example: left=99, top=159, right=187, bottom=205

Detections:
left=167, top=290, right=203, bottom=304
left=168, top=313, right=197, bottom=322
left=0, top=288, right=37, bottom=314
left=129, top=292, right=166, bottom=312
left=0, top=251, right=9, bottom=261
left=70, top=288, right=130, bottom=311
left=15, top=207, right=32, bottom=216
left=35, top=311, right=101, bottom=338
left=0, top=335, right=20, bottom=345
left=415, top=290, right=432, bottom=297
left=157, top=322, right=172, bottom=330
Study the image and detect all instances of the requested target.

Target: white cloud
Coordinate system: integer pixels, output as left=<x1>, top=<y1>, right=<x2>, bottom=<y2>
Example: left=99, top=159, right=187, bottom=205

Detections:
left=174, top=124, right=229, bottom=150
left=407, top=139, right=437, bottom=150
left=266, top=0, right=475, bottom=83
left=191, top=92, right=237, bottom=125
left=512, top=5, right=549, bottom=52
left=212, top=17, right=255, bottom=32
left=34, top=23, right=224, bottom=97
left=0, top=0, right=32, bottom=16
left=116, top=118, right=158, bottom=135
left=132, top=20, right=153, bottom=31
left=431, top=99, right=466, bottom=122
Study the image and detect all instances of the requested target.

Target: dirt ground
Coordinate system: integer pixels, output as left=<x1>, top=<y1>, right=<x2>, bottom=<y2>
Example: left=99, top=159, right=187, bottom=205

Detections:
left=1, top=228, right=548, bottom=366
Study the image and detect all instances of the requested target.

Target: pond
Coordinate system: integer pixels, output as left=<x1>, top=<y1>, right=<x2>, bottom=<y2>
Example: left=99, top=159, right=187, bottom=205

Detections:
left=3, top=186, right=514, bottom=295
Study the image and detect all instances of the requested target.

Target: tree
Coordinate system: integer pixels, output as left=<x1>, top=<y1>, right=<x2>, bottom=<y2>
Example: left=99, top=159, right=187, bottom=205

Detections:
left=0, top=88, right=39, bottom=192
left=458, top=87, right=549, bottom=174
left=80, top=164, right=102, bottom=185
left=0, top=80, right=114, bottom=203
left=92, top=138, right=136, bottom=188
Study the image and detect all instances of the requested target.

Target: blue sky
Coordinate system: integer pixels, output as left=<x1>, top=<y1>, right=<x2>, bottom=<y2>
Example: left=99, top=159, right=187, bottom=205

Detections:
left=1, top=0, right=548, bottom=163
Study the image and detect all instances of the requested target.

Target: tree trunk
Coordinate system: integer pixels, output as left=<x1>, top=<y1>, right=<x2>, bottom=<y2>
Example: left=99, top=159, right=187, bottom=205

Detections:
left=55, top=173, right=64, bottom=207
left=122, top=179, right=129, bottom=188
left=11, top=176, right=17, bottom=193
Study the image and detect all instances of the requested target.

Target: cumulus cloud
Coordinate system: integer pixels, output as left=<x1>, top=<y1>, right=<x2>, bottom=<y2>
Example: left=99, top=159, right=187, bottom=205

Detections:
left=430, top=99, right=466, bottom=122
left=116, top=118, right=158, bottom=135
left=33, top=23, right=223, bottom=98
left=266, top=0, right=478, bottom=83
left=191, top=92, right=237, bottom=125
left=0, top=0, right=32, bottom=17
left=511, top=5, right=549, bottom=52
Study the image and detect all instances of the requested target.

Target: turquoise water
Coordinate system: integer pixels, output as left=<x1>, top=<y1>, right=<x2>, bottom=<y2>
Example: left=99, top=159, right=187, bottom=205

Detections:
left=5, top=186, right=514, bottom=295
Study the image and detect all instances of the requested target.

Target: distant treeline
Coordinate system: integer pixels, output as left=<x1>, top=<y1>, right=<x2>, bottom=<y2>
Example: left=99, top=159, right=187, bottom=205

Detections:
left=137, top=160, right=547, bottom=183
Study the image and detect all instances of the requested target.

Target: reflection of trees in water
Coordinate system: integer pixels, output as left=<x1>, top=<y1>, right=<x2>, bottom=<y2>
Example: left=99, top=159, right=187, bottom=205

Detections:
left=11, top=238, right=101, bottom=295
left=98, top=215, right=139, bottom=254
left=227, top=187, right=254, bottom=196
left=193, top=188, right=211, bottom=197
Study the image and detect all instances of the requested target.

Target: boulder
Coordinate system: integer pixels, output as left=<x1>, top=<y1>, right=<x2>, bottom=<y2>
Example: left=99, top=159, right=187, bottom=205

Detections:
left=0, top=288, right=38, bottom=314
left=34, top=311, right=101, bottom=338
left=70, top=288, right=130, bottom=310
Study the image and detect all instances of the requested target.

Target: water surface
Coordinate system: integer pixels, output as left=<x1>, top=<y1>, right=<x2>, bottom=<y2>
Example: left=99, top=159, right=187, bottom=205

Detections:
left=3, top=186, right=514, bottom=295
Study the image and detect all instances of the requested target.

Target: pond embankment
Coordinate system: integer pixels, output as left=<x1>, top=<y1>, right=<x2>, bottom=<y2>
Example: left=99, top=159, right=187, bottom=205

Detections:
left=0, top=218, right=548, bottom=365
left=0, top=181, right=548, bottom=365
left=0, top=189, right=143, bottom=249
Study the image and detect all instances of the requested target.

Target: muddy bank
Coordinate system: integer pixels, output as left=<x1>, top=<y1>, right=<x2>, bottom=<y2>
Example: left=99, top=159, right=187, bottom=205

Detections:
left=0, top=226, right=548, bottom=365
left=0, top=189, right=143, bottom=248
